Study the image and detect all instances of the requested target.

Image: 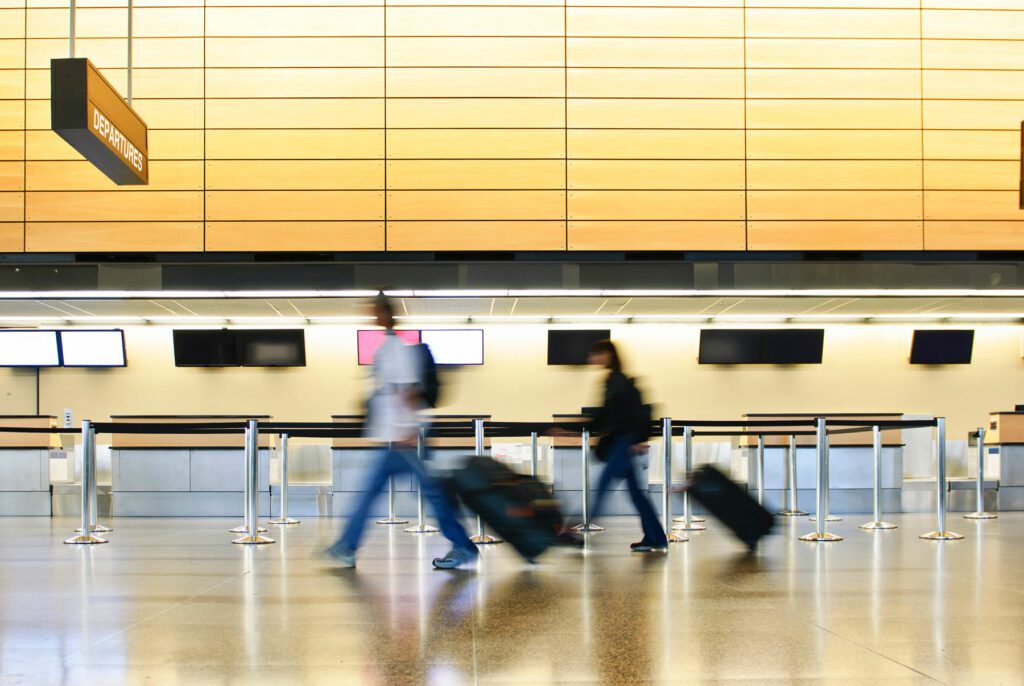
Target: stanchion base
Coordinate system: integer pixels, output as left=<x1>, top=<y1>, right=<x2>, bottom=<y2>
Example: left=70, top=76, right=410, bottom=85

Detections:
left=64, top=533, right=108, bottom=545
left=375, top=517, right=410, bottom=525
left=859, top=521, right=898, bottom=530
left=808, top=515, right=842, bottom=522
left=799, top=532, right=843, bottom=542
left=572, top=523, right=605, bottom=533
left=672, top=522, right=706, bottom=532
left=405, top=524, right=440, bottom=533
left=270, top=518, right=300, bottom=526
left=75, top=524, right=112, bottom=533
left=777, top=509, right=808, bottom=517
left=673, top=515, right=706, bottom=523
left=231, top=534, right=275, bottom=545
left=470, top=534, right=503, bottom=544
left=667, top=532, right=688, bottom=543
left=230, top=525, right=267, bottom=533
left=919, top=530, right=964, bottom=541
left=964, top=512, right=997, bottom=520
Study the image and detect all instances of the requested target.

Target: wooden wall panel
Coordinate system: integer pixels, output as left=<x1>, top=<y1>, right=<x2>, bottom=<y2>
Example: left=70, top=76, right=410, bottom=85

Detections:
left=25, top=222, right=203, bottom=253
left=6, top=2, right=1024, bottom=254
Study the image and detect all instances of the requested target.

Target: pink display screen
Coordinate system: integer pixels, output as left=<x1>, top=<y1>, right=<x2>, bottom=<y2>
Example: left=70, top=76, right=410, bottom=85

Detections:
left=357, top=329, right=421, bottom=365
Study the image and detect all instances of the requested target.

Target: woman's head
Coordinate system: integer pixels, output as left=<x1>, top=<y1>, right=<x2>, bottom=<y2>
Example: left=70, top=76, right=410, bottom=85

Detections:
left=371, top=291, right=395, bottom=329
left=587, top=339, right=622, bottom=371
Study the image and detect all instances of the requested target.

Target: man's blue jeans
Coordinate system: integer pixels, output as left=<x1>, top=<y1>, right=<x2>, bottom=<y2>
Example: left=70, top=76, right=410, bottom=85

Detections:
left=330, top=446, right=477, bottom=556
left=590, top=435, right=668, bottom=546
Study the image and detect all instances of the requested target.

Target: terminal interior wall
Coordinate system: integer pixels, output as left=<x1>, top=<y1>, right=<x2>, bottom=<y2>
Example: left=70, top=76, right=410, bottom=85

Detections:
left=0, top=324, right=1017, bottom=442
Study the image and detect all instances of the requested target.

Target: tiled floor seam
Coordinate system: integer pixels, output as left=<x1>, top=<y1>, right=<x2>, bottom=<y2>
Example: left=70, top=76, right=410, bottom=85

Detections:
left=810, top=622, right=949, bottom=685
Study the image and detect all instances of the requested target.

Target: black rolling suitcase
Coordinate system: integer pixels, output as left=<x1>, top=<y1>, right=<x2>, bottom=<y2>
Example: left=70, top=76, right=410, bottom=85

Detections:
left=687, top=465, right=775, bottom=550
left=446, top=455, right=565, bottom=562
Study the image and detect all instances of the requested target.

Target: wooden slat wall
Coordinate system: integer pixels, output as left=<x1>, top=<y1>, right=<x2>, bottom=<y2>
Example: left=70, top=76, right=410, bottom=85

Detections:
left=1, top=1, right=1022, bottom=253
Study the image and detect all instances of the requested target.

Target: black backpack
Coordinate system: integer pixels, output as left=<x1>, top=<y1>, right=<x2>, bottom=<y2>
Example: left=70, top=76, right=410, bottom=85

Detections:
left=415, top=343, right=441, bottom=408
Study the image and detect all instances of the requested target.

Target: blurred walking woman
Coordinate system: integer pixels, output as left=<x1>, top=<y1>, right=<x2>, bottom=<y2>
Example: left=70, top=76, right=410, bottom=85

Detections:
left=586, top=340, right=668, bottom=552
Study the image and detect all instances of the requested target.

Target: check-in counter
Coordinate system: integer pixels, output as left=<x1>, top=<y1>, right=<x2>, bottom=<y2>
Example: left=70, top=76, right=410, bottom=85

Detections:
left=984, top=411, right=1024, bottom=510
left=0, top=415, right=60, bottom=515
left=741, top=413, right=905, bottom=514
left=109, top=415, right=271, bottom=517
left=330, top=415, right=488, bottom=517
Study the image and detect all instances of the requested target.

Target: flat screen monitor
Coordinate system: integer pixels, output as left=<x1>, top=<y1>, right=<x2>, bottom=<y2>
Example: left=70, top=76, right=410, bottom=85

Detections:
left=0, top=330, right=60, bottom=367
left=910, top=329, right=974, bottom=365
left=547, top=330, right=610, bottom=365
left=237, top=329, right=306, bottom=367
left=59, top=330, right=126, bottom=367
left=173, top=329, right=238, bottom=367
left=760, top=329, right=824, bottom=364
left=421, top=329, right=484, bottom=365
left=698, top=329, right=761, bottom=364
left=357, top=329, right=421, bottom=366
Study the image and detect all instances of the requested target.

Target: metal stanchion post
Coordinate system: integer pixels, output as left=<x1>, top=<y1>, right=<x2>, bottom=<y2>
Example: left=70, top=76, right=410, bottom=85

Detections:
left=66, top=420, right=107, bottom=545
left=861, top=425, right=896, bottom=530
left=234, top=420, right=274, bottom=544
left=573, top=428, right=604, bottom=533
left=376, top=440, right=408, bottom=525
left=530, top=431, right=539, bottom=479
left=801, top=418, right=842, bottom=542
left=756, top=434, right=766, bottom=507
left=406, top=428, right=439, bottom=534
left=779, top=433, right=806, bottom=516
left=660, top=419, right=688, bottom=543
left=470, top=418, right=501, bottom=544
left=76, top=424, right=111, bottom=533
left=810, top=433, right=841, bottom=522
left=270, top=433, right=299, bottom=526
left=965, top=427, right=996, bottom=520
left=231, top=423, right=266, bottom=534
left=921, top=418, right=963, bottom=540
left=673, top=424, right=704, bottom=532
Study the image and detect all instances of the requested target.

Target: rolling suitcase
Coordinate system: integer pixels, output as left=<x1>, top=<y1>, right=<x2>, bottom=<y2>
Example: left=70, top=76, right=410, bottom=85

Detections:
left=446, top=455, right=565, bottom=562
left=687, top=465, right=775, bottom=550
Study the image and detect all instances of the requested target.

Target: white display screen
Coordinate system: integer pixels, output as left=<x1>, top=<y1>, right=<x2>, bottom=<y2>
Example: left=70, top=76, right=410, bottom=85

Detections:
left=59, top=330, right=126, bottom=367
left=0, top=330, right=61, bottom=367
left=420, top=330, right=484, bottom=366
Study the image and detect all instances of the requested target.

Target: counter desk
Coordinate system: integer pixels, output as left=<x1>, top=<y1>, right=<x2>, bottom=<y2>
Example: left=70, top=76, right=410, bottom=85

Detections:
left=109, top=415, right=271, bottom=517
left=741, top=413, right=905, bottom=514
left=0, top=416, right=61, bottom=515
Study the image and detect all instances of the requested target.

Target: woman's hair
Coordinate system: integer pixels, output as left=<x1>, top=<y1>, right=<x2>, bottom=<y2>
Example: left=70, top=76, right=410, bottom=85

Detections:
left=589, top=338, right=623, bottom=372
left=373, top=290, right=395, bottom=318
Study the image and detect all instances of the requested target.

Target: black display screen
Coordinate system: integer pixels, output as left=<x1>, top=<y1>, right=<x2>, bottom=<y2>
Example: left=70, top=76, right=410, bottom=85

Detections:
left=699, top=329, right=824, bottom=364
left=910, top=330, right=974, bottom=365
left=237, top=329, right=306, bottom=367
left=547, top=330, right=611, bottom=365
left=173, top=330, right=238, bottom=367
left=698, top=329, right=761, bottom=364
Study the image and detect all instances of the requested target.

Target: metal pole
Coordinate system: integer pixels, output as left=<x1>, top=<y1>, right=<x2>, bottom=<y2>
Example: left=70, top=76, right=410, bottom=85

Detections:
left=76, top=426, right=111, bottom=533
left=673, top=424, right=704, bottom=532
left=69, top=0, right=75, bottom=58
left=573, top=428, right=604, bottom=532
left=270, top=433, right=299, bottom=525
left=861, top=425, right=896, bottom=530
left=376, top=441, right=408, bottom=525
left=530, top=431, right=539, bottom=478
left=406, top=428, right=439, bottom=534
left=811, top=433, right=841, bottom=522
left=801, top=418, right=841, bottom=542
left=921, top=418, right=963, bottom=540
left=660, top=419, right=687, bottom=543
left=66, top=420, right=106, bottom=544
left=234, top=420, right=273, bottom=544
left=470, top=418, right=501, bottom=544
left=231, top=424, right=266, bottom=534
left=126, top=0, right=133, bottom=104
left=779, top=433, right=806, bottom=516
left=756, top=434, right=766, bottom=507
left=965, top=427, right=996, bottom=520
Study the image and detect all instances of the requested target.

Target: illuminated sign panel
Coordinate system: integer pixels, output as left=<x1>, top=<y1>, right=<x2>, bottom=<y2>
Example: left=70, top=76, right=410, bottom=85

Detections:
left=50, top=58, right=149, bottom=185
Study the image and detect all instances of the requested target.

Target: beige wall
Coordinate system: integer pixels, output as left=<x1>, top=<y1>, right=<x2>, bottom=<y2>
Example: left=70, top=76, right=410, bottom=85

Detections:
left=14, top=324, right=1024, bottom=440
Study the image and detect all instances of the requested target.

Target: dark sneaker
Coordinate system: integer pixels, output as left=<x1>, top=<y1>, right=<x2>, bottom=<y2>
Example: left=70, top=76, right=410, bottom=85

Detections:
left=321, top=546, right=356, bottom=568
left=432, top=548, right=477, bottom=569
left=631, top=540, right=668, bottom=553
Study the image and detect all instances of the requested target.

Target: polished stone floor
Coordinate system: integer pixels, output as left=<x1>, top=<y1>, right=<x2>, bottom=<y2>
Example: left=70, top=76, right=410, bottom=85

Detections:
left=0, top=513, right=1022, bottom=685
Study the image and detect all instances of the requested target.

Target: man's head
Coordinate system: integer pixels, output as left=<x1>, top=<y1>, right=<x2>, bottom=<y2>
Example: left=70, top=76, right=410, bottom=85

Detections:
left=372, top=291, right=396, bottom=330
